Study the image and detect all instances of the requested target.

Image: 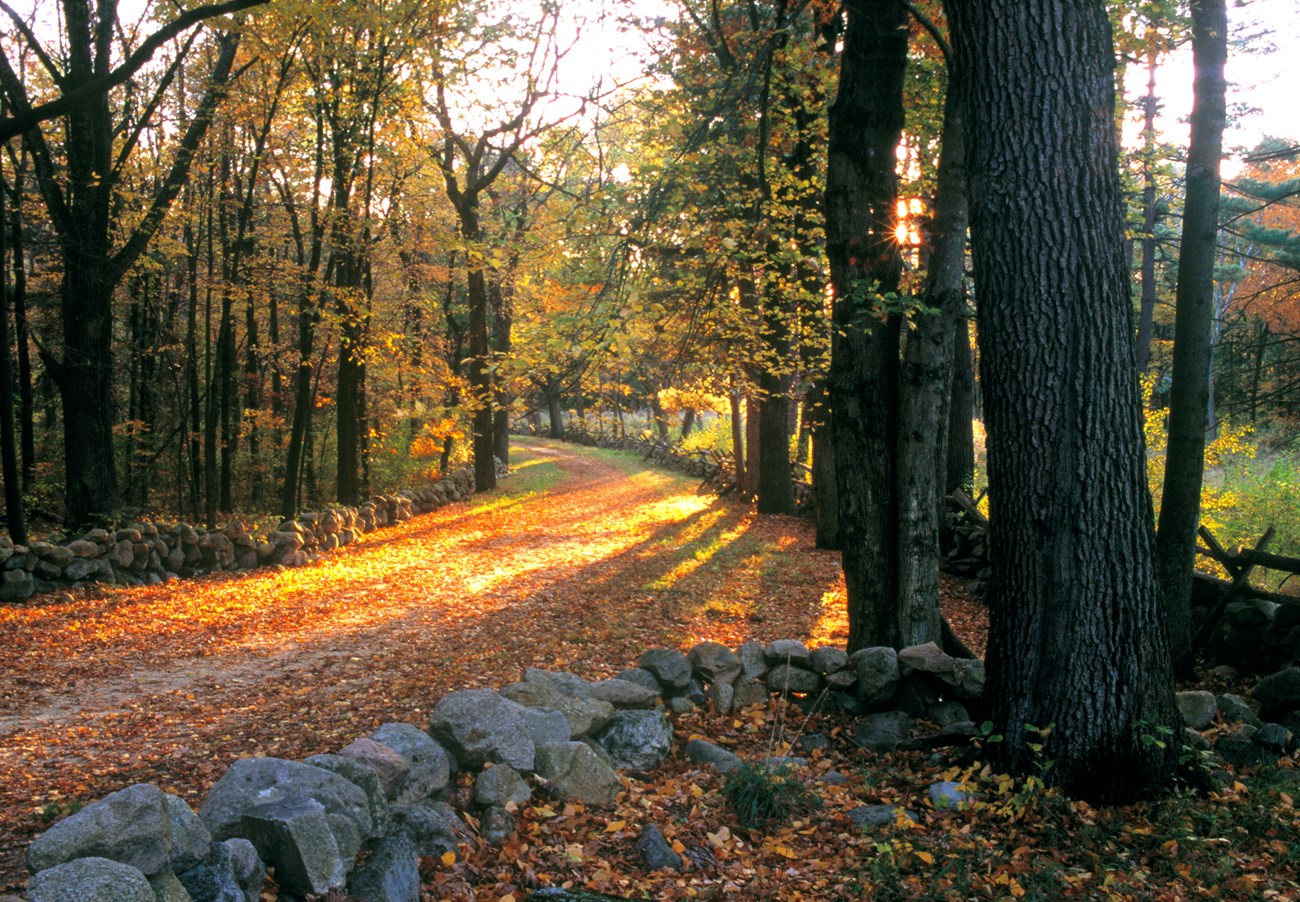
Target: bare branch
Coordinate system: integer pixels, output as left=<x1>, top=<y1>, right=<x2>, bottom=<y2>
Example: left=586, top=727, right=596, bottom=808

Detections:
left=0, top=0, right=268, bottom=142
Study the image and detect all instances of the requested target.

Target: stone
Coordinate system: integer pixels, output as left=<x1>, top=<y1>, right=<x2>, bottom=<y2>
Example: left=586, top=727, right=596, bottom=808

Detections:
left=848, top=647, right=900, bottom=704
left=613, top=668, right=662, bottom=692
left=1254, top=722, right=1294, bottom=752
left=68, top=539, right=98, bottom=557
left=430, top=689, right=536, bottom=771
left=636, top=823, right=683, bottom=872
left=199, top=757, right=374, bottom=850
left=534, top=742, right=623, bottom=806
left=764, top=639, right=811, bottom=666
left=28, top=783, right=176, bottom=877
left=668, top=697, right=695, bottom=715
left=851, top=711, right=914, bottom=753
left=1176, top=691, right=1219, bottom=730
left=237, top=797, right=345, bottom=898
left=27, top=857, right=154, bottom=902
left=522, top=708, right=572, bottom=748
left=637, top=649, right=693, bottom=690
left=0, top=568, right=34, bottom=601
left=682, top=739, right=743, bottom=774
left=736, top=642, right=768, bottom=679
left=589, top=678, right=659, bottom=709
left=347, top=835, right=419, bottom=902
left=826, top=670, right=857, bottom=690
left=498, top=680, right=614, bottom=738
left=64, top=561, right=100, bottom=582
left=473, top=764, right=532, bottom=808
left=765, top=663, right=823, bottom=695
left=928, top=781, right=972, bottom=810
left=880, top=681, right=928, bottom=718
left=731, top=677, right=769, bottom=709
left=1225, top=599, right=1277, bottom=628
left=898, top=642, right=986, bottom=699
left=387, top=802, right=468, bottom=860
left=928, top=701, right=971, bottom=727
left=176, top=839, right=264, bottom=902
left=1218, top=736, right=1267, bottom=768
left=707, top=682, right=734, bottom=716
left=1254, top=668, right=1300, bottom=719
left=687, top=642, right=742, bottom=685
left=594, top=710, right=674, bottom=771
left=148, top=870, right=191, bottom=902
left=302, top=754, right=390, bottom=837
left=523, top=668, right=595, bottom=698
left=338, top=737, right=412, bottom=800
left=1216, top=693, right=1262, bottom=727
left=848, top=805, right=917, bottom=828
left=165, top=794, right=215, bottom=874
left=795, top=733, right=832, bottom=753
left=369, top=722, right=453, bottom=803
left=480, top=805, right=516, bottom=845
left=809, top=646, right=849, bottom=675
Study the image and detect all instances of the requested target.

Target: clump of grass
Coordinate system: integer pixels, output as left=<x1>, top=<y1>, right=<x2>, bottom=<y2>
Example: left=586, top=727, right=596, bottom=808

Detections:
left=721, top=760, right=822, bottom=829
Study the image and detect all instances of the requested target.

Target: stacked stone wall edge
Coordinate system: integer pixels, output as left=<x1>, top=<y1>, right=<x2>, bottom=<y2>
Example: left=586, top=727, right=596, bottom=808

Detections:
left=0, top=466, right=484, bottom=603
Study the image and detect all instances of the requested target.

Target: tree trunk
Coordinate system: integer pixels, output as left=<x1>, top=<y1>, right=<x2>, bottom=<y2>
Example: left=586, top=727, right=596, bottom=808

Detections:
left=490, top=276, right=512, bottom=467
left=1155, top=0, right=1229, bottom=678
left=808, top=379, right=840, bottom=550
left=949, top=0, right=1178, bottom=803
left=1135, top=50, right=1160, bottom=374
left=946, top=321, right=975, bottom=495
left=546, top=379, right=565, bottom=439
left=729, top=385, right=745, bottom=487
left=825, top=0, right=908, bottom=651
left=467, top=262, right=496, bottom=492
left=0, top=185, right=27, bottom=543
left=756, top=379, right=794, bottom=514
left=6, top=188, right=34, bottom=492
left=280, top=280, right=318, bottom=520
left=896, top=86, right=967, bottom=648
left=185, top=220, right=203, bottom=521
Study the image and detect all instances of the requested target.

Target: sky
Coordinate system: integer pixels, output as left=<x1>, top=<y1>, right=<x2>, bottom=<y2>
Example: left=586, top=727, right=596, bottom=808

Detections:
left=7, top=0, right=1299, bottom=159
left=1137, top=0, right=1300, bottom=165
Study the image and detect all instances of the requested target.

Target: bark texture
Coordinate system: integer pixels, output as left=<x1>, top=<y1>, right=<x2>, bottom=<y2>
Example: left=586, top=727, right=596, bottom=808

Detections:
left=897, top=88, right=967, bottom=647
left=825, top=0, right=908, bottom=651
left=948, top=0, right=1178, bottom=802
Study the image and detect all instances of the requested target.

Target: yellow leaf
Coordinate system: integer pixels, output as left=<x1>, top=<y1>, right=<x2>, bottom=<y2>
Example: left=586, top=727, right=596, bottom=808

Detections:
left=605, top=820, right=626, bottom=833
left=439, top=851, right=456, bottom=866
left=501, top=896, right=516, bottom=902
left=915, top=850, right=934, bottom=865
left=670, top=840, right=687, bottom=854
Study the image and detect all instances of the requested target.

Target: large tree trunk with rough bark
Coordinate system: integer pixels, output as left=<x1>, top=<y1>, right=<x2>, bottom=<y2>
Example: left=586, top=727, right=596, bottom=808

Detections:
left=825, top=0, right=909, bottom=651
left=948, top=0, right=1178, bottom=803
left=1155, top=0, right=1228, bottom=678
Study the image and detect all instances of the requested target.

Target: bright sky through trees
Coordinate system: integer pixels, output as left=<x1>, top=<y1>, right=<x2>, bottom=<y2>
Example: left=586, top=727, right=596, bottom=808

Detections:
left=1130, top=0, right=1300, bottom=170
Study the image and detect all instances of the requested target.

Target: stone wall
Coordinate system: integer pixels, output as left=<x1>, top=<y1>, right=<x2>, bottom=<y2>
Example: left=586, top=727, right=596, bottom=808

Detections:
left=0, top=468, right=480, bottom=604
left=16, top=637, right=986, bottom=902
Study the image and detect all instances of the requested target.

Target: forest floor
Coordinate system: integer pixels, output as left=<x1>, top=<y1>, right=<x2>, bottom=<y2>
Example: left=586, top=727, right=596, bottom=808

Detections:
left=0, top=438, right=1295, bottom=900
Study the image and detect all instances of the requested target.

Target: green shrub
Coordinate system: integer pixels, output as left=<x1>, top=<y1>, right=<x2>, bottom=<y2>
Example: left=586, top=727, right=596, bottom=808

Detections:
left=721, top=760, right=822, bottom=829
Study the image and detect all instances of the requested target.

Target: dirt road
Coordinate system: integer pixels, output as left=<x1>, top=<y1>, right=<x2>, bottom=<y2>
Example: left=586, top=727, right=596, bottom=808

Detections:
left=0, top=439, right=846, bottom=888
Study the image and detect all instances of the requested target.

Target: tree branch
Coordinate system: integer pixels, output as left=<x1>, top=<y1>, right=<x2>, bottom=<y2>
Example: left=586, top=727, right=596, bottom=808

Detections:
left=109, top=31, right=242, bottom=282
left=0, top=0, right=268, bottom=143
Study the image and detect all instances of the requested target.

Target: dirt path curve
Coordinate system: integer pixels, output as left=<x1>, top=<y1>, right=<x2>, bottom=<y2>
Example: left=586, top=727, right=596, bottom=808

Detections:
left=0, top=438, right=848, bottom=889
